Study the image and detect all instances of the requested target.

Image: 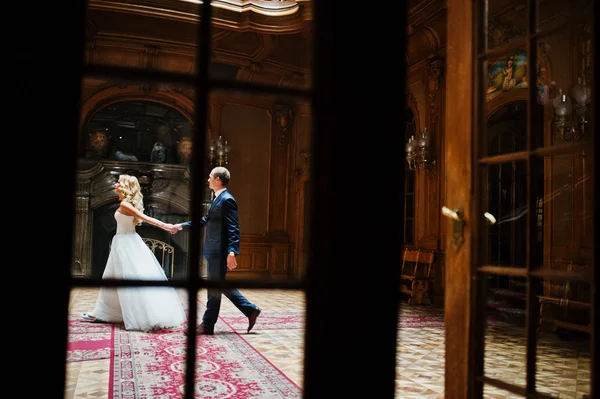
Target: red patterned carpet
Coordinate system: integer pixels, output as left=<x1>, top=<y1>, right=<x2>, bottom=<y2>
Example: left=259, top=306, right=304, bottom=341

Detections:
left=110, top=326, right=301, bottom=398
left=67, top=304, right=302, bottom=398
left=67, top=318, right=114, bottom=362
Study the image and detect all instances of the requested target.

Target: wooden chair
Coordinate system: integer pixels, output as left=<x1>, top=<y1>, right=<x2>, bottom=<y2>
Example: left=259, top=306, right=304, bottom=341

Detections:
left=537, top=261, right=591, bottom=335
left=400, top=248, right=435, bottom=305
left=400, top=248, right=420, bottom=278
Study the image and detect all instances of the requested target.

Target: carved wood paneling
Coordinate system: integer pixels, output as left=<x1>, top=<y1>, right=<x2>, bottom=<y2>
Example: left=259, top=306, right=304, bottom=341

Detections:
left=220, top=103, right=271, bottom=235
left=252, top=250, right=269, bottom=272
left=405, top=89, right=421, bottom=130
left=79, top=83, right=195, bottom=130
left=269, top=104, right=295, bottom=233
left=85, top=3, right=310, bottom=85
left=415, top=57, right=443, bottom=249
left=290, top=107, right=311, bottom=279
left=229, top=242, right=292, bottom=279
left=272, top=249, right=289, bottom=275
left=406, top=0, right=447, bottom=66
left=73, top=181, right=93, bottom=276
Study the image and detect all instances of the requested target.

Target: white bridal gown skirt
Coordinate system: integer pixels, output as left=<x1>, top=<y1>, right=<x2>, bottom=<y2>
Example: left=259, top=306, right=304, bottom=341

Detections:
left=91, top=232, right=186, bottom=331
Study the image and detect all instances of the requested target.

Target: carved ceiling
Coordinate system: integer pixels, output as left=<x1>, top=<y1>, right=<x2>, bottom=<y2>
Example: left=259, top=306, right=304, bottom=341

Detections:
left=406, top=0, right=447, bottom=67
left=85, top=0, right=312, bottom=88
left=88, top=0, right=312, bottom=32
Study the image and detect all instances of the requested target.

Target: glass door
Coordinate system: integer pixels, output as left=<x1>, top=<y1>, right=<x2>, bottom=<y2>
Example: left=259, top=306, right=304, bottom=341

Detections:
left=444, top=0, right=595, bottom=397
left=472, top=0, right=595, bottom=397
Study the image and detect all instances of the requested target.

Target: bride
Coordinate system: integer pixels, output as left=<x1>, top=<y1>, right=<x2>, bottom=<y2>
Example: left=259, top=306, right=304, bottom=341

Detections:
left=81, top=174, right=186, bottom=331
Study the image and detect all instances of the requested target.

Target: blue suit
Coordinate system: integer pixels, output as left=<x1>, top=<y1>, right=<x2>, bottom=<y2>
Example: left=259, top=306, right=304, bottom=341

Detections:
left=181, top=189, right=258, bottom=329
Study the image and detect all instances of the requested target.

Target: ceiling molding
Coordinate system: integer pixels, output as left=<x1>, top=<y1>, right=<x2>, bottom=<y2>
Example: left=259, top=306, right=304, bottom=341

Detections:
left=408, top=0, right=446, bottom=28
left=87, top=32, right=307, bottom=75
left=88, top=0, right=312, bottom=33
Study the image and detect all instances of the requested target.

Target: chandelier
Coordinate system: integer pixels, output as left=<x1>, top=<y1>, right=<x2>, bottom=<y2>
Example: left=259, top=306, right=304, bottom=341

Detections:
left=405, top=127, right=435, bottom=177
left=208, top=135, right=231, bottom=168
left=553, top=77, right=591, bottom=141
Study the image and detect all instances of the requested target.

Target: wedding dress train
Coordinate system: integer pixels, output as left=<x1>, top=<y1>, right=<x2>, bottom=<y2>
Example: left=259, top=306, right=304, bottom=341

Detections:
left=87, top=210, right=186, bottom=331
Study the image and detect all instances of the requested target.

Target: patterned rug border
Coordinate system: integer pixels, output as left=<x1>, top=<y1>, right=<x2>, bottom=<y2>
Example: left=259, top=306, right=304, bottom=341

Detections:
left=215, top=305, right=302, bottom=391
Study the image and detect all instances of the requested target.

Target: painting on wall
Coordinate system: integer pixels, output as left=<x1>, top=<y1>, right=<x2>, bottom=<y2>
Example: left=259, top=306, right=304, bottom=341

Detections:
left=486, top=50, right=528, bottom=101
left=486, top=47, right=554, bottom=105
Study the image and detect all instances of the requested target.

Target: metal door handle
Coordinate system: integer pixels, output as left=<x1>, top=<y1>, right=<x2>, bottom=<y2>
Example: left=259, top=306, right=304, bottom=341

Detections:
left=442, top=206, right=465, bottom=250
left=442, top=206, right=462, bottom=221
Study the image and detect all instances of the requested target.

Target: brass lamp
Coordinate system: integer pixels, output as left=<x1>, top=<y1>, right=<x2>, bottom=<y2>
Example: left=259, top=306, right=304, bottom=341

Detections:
left=405, top=127, right=435, bottom=178
left=553, top=77, right=591, bottom=141
left=208, top=135, right=231, bottom=168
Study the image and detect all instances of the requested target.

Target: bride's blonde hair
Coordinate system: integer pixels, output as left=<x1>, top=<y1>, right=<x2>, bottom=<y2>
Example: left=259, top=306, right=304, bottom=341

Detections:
left=118, top=174, right=144, bottom=226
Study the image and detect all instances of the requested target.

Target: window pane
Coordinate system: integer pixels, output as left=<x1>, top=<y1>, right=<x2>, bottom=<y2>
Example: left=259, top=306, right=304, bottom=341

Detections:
left=208, top=1, right=313, bottom=90
left=535, top=24, right=592, bottom=151
left=65, top=288, right=306, bottom=397
left=484, top=99, right=528, bottom=158
left=65, top=287, right=189, bottom=397
left=481, top=161, right=529, bottom=268
left=533, top=140, right=594, bottom=274
left=197, top=89, right=312, bottom=282
left=536, top=277, right=592, bottom=398
left=484, top=275, right=527, bottom=390
left=486, top=1, right=527, bottom=52
left=405, top=195, right=414, bottom=218
left=85, top=0, right=202, bottom=74
left=73, top=78, right=198, bottom=281
left=536, top=0, right=592, bottom=34
left=195, top=288, right=306, bottom=394
left=404, top=219, right=414, bottom=245
left=406, top=171, right=415, bottom=194
left=84, top=1, right=313, bottom=90
left=396, top=284, right=444, bottom=397
left=395, top=313, right=445, bottom=396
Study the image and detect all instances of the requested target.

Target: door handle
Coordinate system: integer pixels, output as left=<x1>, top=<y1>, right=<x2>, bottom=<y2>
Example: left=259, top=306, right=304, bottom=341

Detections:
left=442, top=206, right=465, bottom=250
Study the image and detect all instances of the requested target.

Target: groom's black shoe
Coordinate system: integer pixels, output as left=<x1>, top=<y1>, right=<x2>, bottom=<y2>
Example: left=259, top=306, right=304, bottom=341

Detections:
left=247, top=307, right=262, bottom=333
left=196, top=325, right=215, bottom=335
left=184, top=324, right=214, bottom=336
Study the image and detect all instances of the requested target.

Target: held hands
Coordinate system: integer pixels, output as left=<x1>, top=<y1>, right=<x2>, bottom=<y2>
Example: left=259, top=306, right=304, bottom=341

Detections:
left=162, top=223, right=175, bottom=232
left=168, top=223, right=184, bottom=235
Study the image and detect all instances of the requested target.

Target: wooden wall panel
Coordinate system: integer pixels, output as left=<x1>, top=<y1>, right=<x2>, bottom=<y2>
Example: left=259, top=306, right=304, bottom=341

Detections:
left=269, top=104, right=294, bottom=233
left=404, top=5, right=447, bottom=303
left=271, top=248, right=289, bottom=275
left=220, top=104, right=271, bottom=236
left=252, top=250, right=269, bottom=271
left=237, top=252, right=254, bottom=270
left=295, top=115, right=312, bottom=172
left=290, top=107, right=312, bottom=279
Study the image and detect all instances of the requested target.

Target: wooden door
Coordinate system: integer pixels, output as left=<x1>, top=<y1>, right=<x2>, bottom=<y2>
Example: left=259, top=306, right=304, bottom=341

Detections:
left=444, top=0, right=596, bottom=398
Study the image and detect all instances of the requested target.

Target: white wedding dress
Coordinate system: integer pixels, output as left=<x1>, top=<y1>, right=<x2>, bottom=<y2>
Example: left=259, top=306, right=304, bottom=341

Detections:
left=89, top=210, right=186, bottom=331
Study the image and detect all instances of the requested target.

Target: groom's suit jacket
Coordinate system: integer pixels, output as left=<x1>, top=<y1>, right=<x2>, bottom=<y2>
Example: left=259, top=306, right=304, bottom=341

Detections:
left=181, top=189, right=240, bottom=259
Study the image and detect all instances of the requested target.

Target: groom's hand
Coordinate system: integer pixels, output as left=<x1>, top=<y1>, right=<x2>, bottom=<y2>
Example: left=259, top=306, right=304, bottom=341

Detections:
left=227, top=253, right=237, bottom=270
left=168, top=224, right=181, bottom=234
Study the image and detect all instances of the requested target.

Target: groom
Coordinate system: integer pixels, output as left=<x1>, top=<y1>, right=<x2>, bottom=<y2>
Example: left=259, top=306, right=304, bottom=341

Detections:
left=172, top=166, right=261, bottom=335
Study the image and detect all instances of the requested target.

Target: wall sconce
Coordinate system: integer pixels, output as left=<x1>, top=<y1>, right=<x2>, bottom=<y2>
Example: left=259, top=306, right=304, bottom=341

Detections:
left=553, top=77, right=591, bottom=141
left=208, top=135, right=231, bottom=168
left=405, top=127, right=436, bottom=178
